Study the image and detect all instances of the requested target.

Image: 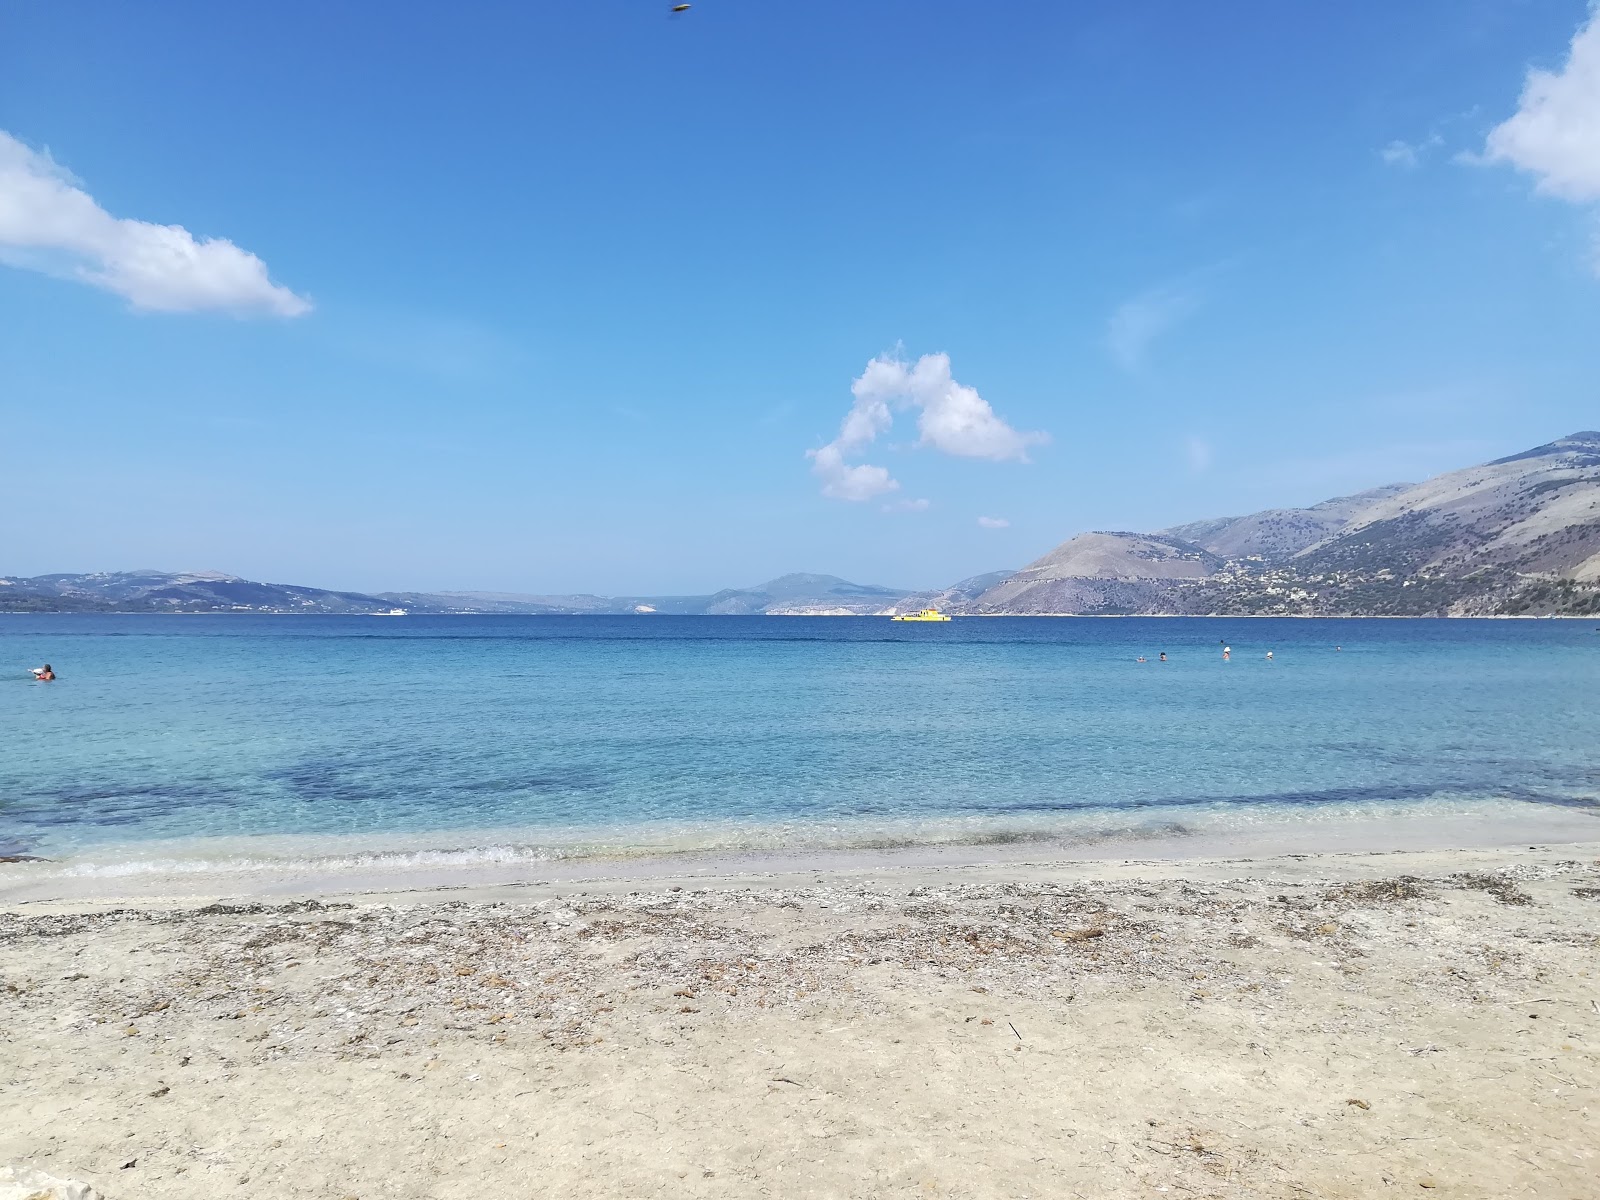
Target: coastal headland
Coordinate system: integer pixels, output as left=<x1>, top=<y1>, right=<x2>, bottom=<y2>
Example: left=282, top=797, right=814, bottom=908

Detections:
left=4, top=842, right=1597, bottom=1198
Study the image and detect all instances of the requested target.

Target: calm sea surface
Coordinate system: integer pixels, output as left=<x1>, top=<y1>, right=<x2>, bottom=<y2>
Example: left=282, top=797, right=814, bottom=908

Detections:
left=3, top=614, right=1598, bottom=876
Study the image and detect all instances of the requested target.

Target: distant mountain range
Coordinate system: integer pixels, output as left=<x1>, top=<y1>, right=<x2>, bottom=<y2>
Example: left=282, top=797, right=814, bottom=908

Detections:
left=0, top=570, right=398, bottom=615
left=6, top=433, right=1598, bottom=618
left=0, top=570, right=914, bottom=618
left=376, top=573, right=910, bottom=617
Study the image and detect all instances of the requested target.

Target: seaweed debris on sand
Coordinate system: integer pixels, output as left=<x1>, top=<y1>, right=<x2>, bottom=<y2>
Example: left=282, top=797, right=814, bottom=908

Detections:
left=1, top=847, right=1597, bottom=1198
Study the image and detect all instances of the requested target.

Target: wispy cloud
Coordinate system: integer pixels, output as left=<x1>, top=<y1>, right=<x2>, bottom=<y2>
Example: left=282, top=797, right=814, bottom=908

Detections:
left=1379, top=134, right=1442, bottom=169
left=1475, top=7, right=1600, bottom=269
left=0, top=130, right=310, bottom=316
left=1185, top=436, right=1213, bottom=473
left=884, top=497, right=931, bottom=513
left=1380, top=140, right=1420, bottom=169
left=976, top=516, right=1009, bottom=529
left=1107, top=282, right=1200, bottom=370
left=808, top=351, right=1047, bottom=502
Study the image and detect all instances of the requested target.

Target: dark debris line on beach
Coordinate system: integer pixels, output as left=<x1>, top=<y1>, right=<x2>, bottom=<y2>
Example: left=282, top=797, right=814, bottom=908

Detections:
left=1, top=860, right=1595, bottom=1059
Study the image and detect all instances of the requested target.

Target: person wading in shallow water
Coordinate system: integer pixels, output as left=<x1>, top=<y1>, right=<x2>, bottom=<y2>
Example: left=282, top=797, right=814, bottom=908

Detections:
left=30, top=664, right=55, bottom=681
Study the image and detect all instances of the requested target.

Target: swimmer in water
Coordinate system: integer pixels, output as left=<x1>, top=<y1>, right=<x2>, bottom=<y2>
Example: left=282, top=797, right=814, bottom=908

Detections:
left=1159, top=652, right=1167, bottom=662
left=1222, top=645, right=1231, bottom=661
left=1265, top=651, right=1273, bottom=661
left=31, top=664, right=55, bottom=681
left=1137, top=656, right=1147, bottom=663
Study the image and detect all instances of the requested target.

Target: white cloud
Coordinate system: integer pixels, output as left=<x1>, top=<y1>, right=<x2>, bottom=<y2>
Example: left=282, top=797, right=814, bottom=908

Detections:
left=1381, top=140, right=1420, bottom=169
left=1107, top=283, right=1199, bottom=370
left=1380, top=134, right=1442, bottom=169
left=883, top=497, right=931, bottom=513
left=854, top=352, right=1046, bottom=461
left=1480, top=8, right=1600, bottom=203
left=0, top=130, right=310, bottom=316
left=976, top=516, right=1009, bottom=529
left=808, top=442, right=899, bottom=501
left=808, top=351, right=1046, bottom=502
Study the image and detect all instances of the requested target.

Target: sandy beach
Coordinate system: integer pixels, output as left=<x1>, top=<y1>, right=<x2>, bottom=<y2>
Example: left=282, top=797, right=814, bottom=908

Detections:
left=1, top=843, right=1597, bottom=1199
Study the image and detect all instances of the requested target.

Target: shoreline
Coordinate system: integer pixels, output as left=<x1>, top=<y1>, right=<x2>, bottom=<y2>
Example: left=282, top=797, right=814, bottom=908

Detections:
left=6, top=819, right=1593, bottom=908
left=3, top=840, right=1597, bottom=1198
left=6, top=806, right=1599, bottom=908
left=7, top=610, right=1598, bottom=618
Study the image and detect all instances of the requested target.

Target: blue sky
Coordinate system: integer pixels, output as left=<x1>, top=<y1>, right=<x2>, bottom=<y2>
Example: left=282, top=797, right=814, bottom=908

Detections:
left=4, top=1, right=1600, bottom=594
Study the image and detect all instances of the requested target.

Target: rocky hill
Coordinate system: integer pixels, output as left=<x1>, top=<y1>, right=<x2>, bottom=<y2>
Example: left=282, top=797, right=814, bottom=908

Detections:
left=968, top=534, right=1218, bottom=615
left=886, top=571, right=1016, bottom=616
left=963, top=432, right=1600, bottom=616
left=1158, top=484, right=1412, bottom=562
left=726, top=573, right=907, bottom=615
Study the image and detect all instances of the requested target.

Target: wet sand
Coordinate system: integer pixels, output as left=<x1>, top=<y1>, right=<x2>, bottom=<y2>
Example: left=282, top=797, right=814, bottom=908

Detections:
left=2, top=843, right=1598, bottom=1198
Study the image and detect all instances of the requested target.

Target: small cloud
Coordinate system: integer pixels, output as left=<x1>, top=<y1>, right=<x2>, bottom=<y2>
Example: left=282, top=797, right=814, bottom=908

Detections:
left=807, top=350, right=1047, bottom=502
left=1107, top=283, right=1200, bottom=370
left=1381, top=140, right=1420, bottom=169
left=976, top=516, right=1010, bottom=529
left=1186, top=436, right=1213, bottom=473
left=1379, top=134, right=1442, bottom=169
left=0, top=130, right=310, bottom=316
left=883, top=497, right=931, bottom=513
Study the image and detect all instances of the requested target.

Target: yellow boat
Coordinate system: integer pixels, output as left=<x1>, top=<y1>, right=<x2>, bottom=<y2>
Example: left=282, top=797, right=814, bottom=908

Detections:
left=892, top=607, right=952, bottom=622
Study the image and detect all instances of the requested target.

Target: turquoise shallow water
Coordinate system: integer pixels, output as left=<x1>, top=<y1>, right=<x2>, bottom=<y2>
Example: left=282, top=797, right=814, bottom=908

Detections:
left=2, top=614, right=1598, bottom=875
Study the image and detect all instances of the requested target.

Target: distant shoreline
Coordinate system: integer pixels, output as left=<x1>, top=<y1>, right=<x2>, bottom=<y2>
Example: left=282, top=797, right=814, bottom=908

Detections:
left=3, top=609, right=1595, bottom=619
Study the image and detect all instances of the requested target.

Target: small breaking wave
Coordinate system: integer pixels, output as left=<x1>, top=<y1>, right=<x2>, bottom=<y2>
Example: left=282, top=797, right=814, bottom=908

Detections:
left=12, top=789, right=1590, bottom=889
left=33, top=815, right=1210, bottom=881
left=57, top=842, right=568, bottom=878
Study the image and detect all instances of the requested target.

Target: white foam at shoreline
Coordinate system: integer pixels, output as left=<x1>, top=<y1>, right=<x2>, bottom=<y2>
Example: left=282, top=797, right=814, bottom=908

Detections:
left=60, top=842, right=563, bottom=878
left=9, top=794, right=1596, bottom=899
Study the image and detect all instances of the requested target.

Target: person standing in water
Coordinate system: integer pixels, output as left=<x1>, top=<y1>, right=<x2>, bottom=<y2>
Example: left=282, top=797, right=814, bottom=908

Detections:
left=1222, top=645, right=1231, bottom=661
left=31, top=664, right=55, bottom=681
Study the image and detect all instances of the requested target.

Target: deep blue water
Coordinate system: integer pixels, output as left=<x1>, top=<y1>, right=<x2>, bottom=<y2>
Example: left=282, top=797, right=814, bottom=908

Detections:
left=2, top=614, right=1598, bottom=872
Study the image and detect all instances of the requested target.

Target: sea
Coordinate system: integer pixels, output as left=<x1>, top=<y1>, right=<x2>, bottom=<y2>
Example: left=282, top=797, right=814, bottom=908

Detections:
left=3, top=614, right=1598, bottom=895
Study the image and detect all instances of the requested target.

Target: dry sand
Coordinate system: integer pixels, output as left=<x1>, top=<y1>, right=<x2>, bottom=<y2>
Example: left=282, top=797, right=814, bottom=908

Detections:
left=2, top=844, right=1599, bottom=1199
